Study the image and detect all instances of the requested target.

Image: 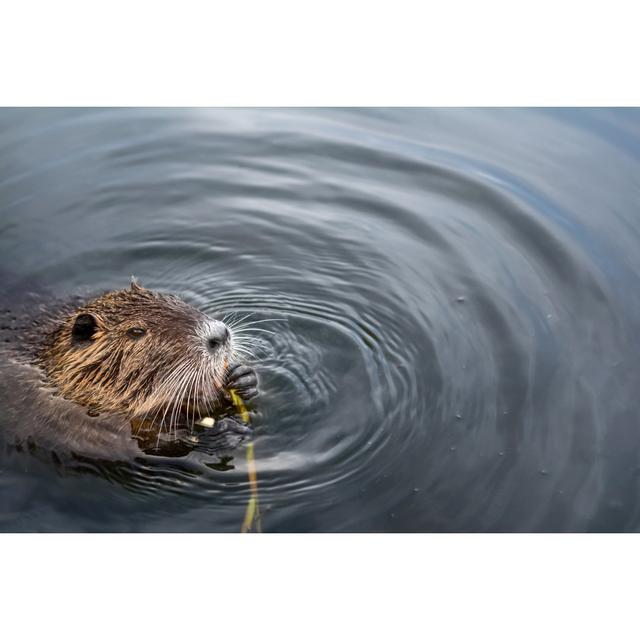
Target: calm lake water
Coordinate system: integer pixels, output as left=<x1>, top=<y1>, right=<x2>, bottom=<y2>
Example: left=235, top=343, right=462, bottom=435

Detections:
left=1, top=108, right=640, bottom=532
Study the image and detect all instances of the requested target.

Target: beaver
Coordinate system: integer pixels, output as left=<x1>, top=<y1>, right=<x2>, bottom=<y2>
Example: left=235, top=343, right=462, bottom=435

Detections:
left=0, top=281, right=258, bottom=460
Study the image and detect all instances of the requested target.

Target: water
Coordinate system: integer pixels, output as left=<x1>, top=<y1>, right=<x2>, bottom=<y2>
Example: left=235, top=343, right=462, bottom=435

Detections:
left=1, top=107, right=639, bottom=532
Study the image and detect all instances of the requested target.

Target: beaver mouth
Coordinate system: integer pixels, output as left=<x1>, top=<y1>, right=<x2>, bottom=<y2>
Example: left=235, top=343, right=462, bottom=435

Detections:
left=179, top=395, right=221, bottom=417
left=131, top=389, right=224, bottom=430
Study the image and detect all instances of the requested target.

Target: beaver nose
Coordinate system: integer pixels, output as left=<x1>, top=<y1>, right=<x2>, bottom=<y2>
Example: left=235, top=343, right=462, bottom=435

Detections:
left=206, top=324, right=229, bottom=352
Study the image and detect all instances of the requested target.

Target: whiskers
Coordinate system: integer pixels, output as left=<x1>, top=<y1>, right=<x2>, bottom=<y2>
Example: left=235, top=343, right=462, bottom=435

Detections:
left=224, top=312, right=279, bottom=363
left=132, top=353, right=224, bottom=444
left=132, top=311, right=279, bottom=447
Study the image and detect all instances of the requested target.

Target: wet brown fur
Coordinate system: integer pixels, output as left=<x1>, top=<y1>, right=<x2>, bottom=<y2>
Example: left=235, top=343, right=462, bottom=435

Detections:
left=36, top=282, right=232, bottom=428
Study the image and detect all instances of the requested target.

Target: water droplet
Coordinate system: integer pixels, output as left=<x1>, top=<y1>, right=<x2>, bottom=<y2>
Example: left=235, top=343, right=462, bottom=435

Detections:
left=455, top=413, right=462, bottom=420
left=539, top=468, right=549, bottom=476
left=449, top=445, right=456, bottom=452
left=499, top=451, right=505, bottom=456
left=455, top=296, right=466, bottom=303
left=412, top=487, right=420, bottom=494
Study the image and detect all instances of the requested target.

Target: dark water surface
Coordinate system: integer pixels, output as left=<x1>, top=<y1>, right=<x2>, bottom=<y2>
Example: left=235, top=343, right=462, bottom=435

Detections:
left=1, top=108, right=640, bottom=532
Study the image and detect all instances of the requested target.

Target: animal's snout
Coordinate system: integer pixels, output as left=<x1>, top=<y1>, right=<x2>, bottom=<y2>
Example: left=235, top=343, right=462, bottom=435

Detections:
left=205, top=323, right=230, bottom=352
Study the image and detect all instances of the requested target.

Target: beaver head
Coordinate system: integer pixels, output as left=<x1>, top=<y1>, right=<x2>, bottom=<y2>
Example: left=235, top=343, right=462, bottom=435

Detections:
left=37, top=281, right=234, bottom=426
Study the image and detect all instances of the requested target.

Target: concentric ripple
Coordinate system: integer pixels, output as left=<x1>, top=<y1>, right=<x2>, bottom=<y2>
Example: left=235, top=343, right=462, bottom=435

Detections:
left=1, top=108, right=640, bottom=532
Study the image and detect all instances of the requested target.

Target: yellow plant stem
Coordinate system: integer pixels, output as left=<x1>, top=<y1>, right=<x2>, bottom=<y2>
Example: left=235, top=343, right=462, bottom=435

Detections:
left=230, top=389, right=261, bottom=533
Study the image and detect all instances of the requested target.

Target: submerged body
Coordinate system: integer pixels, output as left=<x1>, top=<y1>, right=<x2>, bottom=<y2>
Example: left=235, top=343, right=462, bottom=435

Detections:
left=0, top=282, right=258, bottom=460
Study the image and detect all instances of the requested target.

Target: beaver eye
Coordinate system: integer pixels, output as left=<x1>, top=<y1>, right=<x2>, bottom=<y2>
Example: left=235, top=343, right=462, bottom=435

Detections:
left=126, top=327, right=147, bottom=339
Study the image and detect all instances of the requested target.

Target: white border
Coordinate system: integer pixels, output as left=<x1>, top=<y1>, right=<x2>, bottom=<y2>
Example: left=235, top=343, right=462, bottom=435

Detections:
left=2, top=534, right=639, bottom=639
left=0, top=0, right=639, bottom=106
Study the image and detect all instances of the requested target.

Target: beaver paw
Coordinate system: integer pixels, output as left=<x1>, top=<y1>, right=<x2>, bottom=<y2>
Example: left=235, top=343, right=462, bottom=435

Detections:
left=214, top=417, right=252, bottom=436
left=226, top=363, right=259, bottom=400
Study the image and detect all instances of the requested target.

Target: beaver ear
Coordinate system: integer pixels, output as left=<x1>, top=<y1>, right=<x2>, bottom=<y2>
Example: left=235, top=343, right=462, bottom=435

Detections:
left=71, top=313, right=98, bottom=342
